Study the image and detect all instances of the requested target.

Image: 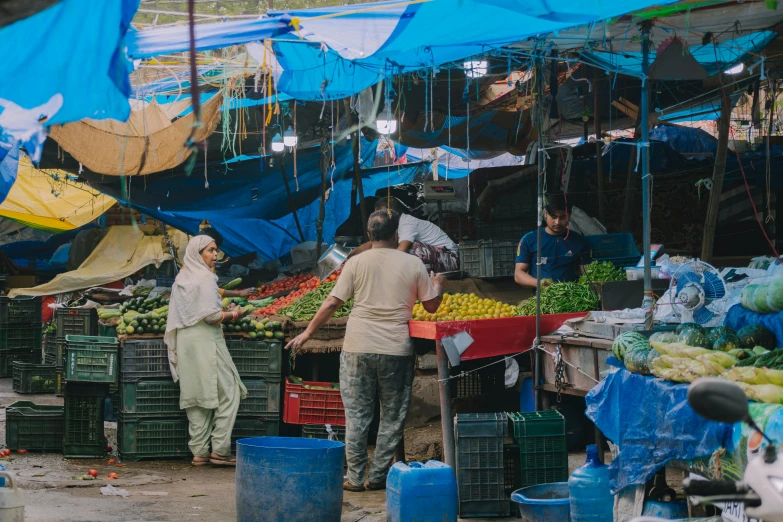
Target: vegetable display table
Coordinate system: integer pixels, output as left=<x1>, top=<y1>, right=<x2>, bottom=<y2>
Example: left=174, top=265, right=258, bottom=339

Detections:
left=407, top=312, right=588, bottom=469
left=408, top=313, right=588, bottom=360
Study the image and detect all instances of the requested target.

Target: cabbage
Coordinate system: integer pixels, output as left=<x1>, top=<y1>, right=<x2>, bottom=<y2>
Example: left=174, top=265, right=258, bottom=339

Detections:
left=768, top=279, right=783, bottom=313
left=754, top=284, right=772, bottom=314
left=742, top=284, right=759, bottom=311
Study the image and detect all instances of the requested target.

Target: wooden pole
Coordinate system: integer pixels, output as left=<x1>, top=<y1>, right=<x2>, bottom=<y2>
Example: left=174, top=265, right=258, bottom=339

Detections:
left=343, top=99, right=369, bottom=240
left=620, top=107, right=643, bottom=233
left=594, top=69, right=605, bottom=224
left=279, top=159, right=305, bottom=243
left=316, top=136, right=330, bottom=261
left=701, top=85, right=732, bottom=262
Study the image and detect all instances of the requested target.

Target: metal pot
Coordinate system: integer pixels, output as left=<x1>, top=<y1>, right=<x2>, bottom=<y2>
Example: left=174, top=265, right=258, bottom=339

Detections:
left=317, top=244, right=350, bottom=280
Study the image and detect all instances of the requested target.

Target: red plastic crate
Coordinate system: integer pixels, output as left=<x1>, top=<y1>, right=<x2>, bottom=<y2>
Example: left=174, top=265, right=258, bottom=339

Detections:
left=283, top=379, right=345, bottom=426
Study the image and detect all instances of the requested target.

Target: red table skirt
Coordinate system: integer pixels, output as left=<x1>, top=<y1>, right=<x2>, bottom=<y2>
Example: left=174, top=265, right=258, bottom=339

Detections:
left=408, top=313, right=588, bottom=360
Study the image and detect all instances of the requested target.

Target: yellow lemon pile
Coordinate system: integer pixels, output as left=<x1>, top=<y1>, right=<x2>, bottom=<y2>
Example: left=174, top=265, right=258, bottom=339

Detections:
left=412, top=293, right=520, bottom=322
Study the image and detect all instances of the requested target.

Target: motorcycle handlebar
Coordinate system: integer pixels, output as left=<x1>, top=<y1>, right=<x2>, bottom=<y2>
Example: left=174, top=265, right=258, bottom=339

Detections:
left=683, top=478, right=749, bottom=496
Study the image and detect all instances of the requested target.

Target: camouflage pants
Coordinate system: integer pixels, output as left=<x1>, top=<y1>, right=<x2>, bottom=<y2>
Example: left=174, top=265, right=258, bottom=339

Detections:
left=340, top=351, right=414, bottom=486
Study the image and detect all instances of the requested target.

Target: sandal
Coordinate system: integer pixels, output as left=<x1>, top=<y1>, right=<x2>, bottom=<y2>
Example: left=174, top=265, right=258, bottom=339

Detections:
left=209, top=453, right=236, bottom=466
left=343, top=480, right=365, bottom=492
left=191, top=456, right=211, bottom=467
left=367, top=480, right=386, bottom=491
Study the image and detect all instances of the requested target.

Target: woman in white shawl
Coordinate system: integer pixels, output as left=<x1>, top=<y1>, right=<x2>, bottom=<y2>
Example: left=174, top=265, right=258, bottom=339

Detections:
left=165, top=235, right=249, bottom=466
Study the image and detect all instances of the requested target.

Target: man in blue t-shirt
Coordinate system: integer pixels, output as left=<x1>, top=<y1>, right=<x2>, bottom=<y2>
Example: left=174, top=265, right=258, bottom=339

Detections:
left=514, top=196, right=592, bottom=288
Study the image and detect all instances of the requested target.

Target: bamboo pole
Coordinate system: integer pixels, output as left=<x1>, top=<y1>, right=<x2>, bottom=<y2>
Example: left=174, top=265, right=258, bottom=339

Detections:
left=701, top=84, right=732, bottom=262
left=594, top=69, right=605, bottom=224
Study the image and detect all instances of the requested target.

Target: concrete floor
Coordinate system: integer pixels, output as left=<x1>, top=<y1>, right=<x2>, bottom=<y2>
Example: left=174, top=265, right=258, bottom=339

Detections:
left=0, top=377, right=597, bottom=521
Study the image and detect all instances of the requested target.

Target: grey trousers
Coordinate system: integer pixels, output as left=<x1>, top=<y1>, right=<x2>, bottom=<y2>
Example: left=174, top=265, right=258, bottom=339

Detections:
left=340, top=351, right=414, bottom=486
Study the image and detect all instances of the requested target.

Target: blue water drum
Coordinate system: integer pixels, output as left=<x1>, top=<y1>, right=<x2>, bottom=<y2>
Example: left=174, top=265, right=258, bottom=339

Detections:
left=568, top=445, right=613, bottom=522
left=387, top=460, right=457, bottom=522
left=236, top=437, right=344, bottom=522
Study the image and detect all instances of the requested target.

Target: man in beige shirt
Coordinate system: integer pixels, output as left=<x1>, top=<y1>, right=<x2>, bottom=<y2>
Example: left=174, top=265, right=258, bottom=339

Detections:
left=287, top=209, right=445, bottom=492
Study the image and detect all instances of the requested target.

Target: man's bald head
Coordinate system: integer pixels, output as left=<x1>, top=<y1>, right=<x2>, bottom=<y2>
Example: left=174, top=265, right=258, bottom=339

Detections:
left=367, top=209, right=400, bottom=242
left=374, top=197, right=404, bottom=214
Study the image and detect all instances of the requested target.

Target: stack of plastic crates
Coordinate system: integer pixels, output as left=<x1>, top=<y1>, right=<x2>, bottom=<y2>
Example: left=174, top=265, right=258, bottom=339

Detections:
left=226, top=338, right=283, bottom=454
left=62, top=335, right=119, bottom=458
left=117, top=338, right=189, bottom=461
left=55, top=308, right=98, bottom=394
left=507, top=411, right=568, bottom=488
left=0, top=297, right=43, bottom=377
left=454, top=413, right=509, bottom=518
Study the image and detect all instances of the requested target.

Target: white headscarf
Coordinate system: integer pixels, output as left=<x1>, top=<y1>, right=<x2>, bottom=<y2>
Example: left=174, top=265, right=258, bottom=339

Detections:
left=164, top=235, right=222, bottom=381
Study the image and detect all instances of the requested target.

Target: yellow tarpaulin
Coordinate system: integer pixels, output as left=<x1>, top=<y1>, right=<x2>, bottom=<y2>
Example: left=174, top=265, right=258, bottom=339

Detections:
left=3, top=157, right=116, bottom=233
left=9, top=226, right=174, bottom=297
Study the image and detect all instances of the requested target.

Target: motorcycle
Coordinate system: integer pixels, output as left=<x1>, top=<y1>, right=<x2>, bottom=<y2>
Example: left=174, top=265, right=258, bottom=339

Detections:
left=632, top=377, right=783, bottom=522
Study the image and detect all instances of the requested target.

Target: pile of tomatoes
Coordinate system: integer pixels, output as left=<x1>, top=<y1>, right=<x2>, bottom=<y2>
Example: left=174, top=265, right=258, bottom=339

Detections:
left=248, top=273, right=313, bottom=300
left=253, top=270, right=342, bottom=317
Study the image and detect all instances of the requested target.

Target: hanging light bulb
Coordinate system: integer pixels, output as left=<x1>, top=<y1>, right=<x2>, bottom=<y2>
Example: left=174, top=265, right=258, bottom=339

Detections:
left=464, top=60, right=488, bottom=78
left=724, top=62, right=745, bottom=75
left=283, top=126, right=298, bottom=147
left=375, top=105, right=397, bottom=135
left=271, top=133, right=285, bottom=153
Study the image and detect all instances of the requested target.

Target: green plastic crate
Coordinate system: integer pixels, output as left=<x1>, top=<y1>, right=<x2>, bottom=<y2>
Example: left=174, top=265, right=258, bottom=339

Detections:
left=507, top=411, right=568, bottom=487
left=98, top=323, right=117, bottom=338
left=55, top=308, right=98, bottom=338
left=12, top=362, right=57, bottom=394
left=6, top=401, right=64, bottom=452
left=0, top=296, right=42, bottom=325
left=454, top=413, right=509, bottom=518
left=119, top=380, right=183, bottom=417
left=238, top=379, right=281, bottom=417
left=64, top=383, right=107, bottom=458
left=0, top=350, right=41, bottom=377
left=0, top=324, right=42, bottom=352
left=65, top=335, right=119, bottom=384
left=231, top=418, right=280, bottom=454
left=225, top=339, right=282, bottom=380
left=120, top=338, right=169, bottom=381
left=117, top=414, right=190, bottom=461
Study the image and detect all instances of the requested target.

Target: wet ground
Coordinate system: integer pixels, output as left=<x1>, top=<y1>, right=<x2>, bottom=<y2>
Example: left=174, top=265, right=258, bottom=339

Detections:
left=0, top=377, right=637, bottom=521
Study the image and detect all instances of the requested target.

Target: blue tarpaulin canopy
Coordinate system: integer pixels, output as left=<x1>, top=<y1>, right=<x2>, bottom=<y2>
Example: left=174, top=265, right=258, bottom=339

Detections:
left=0, top=0, right=139, bottom=204
left=82, top=138, right=427, bottom=259
left=580, top=31, right=777, bottom=78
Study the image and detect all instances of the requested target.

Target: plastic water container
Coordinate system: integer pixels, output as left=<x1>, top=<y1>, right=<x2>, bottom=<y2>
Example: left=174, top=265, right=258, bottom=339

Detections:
left=568, top=445, right=613, bottom=522
left=387, top=460, right=457, bottom=522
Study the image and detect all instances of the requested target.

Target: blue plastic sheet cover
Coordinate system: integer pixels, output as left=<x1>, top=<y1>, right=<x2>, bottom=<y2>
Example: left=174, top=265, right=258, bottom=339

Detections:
left=649, top=125, right=718, bottom=155
left=587, top=366, right=733, bottom=493
left=725, top=303, right=783, bottom=347
left=580, top=31, right=777, bottom=78
left=658, top=92, right=743, bottom=124
left=125, top=17, right=291, bottom=60
left=0, top=0, right=138, bottom=128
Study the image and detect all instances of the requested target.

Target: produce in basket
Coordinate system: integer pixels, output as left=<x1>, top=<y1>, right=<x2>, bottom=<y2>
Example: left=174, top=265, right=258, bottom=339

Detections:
left=707, top=326, right=736, bottom=344
left=413, top=293, right=519, bottom=322
left=611, top=332, right=647, bottom=362
left=737, top=324, right=776, bottom=350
